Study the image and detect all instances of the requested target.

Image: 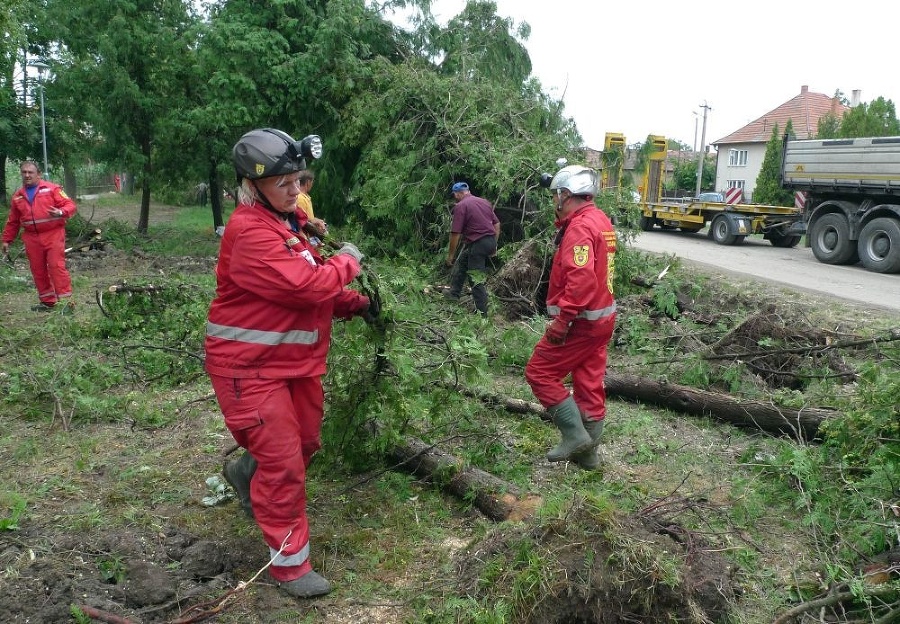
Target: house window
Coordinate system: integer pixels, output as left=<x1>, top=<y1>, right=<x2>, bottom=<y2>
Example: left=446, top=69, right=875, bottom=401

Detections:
left=728, top=149, right=748, bottom=166
left=727, top=180, right=745, bottom=190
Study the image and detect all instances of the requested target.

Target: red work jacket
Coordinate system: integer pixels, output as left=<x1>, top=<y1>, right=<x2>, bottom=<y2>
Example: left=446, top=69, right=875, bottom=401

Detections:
left=205, top=202, right=363, bottom=379
left=546, top=203, right=617, bottom=332
left=3, top=181, right=76, bottom=243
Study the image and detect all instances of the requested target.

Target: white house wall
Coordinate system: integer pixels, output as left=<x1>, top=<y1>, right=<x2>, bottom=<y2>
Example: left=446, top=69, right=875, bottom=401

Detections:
left=714, top=142, right=767, bottom=202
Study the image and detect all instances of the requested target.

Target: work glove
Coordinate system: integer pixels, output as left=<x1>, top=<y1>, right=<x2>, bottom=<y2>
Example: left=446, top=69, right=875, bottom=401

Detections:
left=544, top=318, right=570, bottom=345
left=351, top=294, right=379, bottom=324
left=352, top=294, right=371, bottom=316
left=337, top=242, right=364, bottom=263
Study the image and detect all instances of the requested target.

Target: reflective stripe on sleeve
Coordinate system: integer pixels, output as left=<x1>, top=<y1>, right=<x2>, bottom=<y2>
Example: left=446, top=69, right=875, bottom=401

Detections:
left=206, top=321, right=318, bottom=345
left=546, top=303, right=616, bottom=320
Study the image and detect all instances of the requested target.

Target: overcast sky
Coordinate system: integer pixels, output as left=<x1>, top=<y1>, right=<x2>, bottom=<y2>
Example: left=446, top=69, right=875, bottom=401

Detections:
left=385, top=0, right=900, bottom=151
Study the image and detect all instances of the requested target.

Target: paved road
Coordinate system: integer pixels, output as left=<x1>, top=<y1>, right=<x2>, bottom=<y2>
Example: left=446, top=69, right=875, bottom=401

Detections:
left=630, top=229, right=900, bottom=314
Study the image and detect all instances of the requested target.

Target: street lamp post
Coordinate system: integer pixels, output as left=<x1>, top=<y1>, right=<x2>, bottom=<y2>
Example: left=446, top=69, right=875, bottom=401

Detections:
left=27, top=60, right=50, bottom=177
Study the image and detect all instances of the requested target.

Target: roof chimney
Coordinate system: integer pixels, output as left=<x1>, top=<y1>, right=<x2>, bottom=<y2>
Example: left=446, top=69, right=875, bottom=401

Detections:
left=851, top=90, right=861, bottom=107
left=801, top=85, right=809, bottom=94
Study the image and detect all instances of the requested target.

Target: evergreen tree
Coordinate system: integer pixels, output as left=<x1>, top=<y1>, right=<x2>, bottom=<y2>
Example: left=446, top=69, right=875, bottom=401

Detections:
left=753, top=120, right=794, bottom=206
left=46, top=0, right=196, bottom=234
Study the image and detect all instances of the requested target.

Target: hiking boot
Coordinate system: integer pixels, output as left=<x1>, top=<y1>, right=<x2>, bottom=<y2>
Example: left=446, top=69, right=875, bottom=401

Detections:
left=32, top=302, right=55, bottom=312
left=546, top=396, right=592, bottom=462
left=278, top=570, right=332, bottom=598
left=223, top=451, right=256, bottom=518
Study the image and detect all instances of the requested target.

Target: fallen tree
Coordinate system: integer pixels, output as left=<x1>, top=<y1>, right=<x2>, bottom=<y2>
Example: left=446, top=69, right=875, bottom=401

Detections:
left=455, top=373, right=837, bottom=442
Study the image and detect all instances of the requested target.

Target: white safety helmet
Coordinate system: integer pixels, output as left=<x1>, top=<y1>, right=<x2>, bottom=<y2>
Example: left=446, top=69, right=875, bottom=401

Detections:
left=549, top=165, right=598, bottom=197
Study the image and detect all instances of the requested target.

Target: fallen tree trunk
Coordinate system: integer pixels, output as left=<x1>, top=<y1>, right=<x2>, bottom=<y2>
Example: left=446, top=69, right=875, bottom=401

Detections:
left=604, top=372, right=835, bottom=441
left=387, top=435, right=542, bottom=522
left=455, top=374, right=838, bottom=442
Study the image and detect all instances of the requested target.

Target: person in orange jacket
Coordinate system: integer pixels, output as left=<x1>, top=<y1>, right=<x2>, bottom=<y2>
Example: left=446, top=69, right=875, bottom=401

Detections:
left=206, top=128, right=371, bottom=599
left=525, top=164, right=617, bottom=469
left=294, top=169, right=328, bottom=247
left=2, top=160, right=78, bottom=311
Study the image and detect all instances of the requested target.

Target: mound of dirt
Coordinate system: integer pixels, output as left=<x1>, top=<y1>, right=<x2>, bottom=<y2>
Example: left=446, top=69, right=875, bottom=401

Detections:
left=457, top=503, right=735, bottom=623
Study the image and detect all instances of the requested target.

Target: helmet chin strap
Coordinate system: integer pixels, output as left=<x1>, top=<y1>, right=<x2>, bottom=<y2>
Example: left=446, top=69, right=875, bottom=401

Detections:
left=251, top=180, right=284, bottom=217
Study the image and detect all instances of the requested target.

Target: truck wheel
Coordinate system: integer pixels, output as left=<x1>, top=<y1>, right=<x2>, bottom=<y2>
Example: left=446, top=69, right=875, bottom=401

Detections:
left=858, top=217, right=900, bottom=273
left=710, top=215, right=738, bottom=245
left=639, top=215, right=655, bottom=231
left=810, top=213, right=859, bottom=264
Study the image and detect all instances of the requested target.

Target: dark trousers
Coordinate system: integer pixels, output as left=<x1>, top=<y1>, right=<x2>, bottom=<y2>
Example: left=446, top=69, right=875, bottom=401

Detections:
left=449, top=235, right=496, bottom=314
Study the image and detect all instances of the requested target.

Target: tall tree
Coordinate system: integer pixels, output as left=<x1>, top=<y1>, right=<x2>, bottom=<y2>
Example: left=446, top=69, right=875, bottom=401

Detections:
left=47, top=0, right=195, bottom=234
left=431, top=0, right=531, bottom=86
left=753, top=119, right=794, bottom=206
left=0, top=0, right=33, bottom=204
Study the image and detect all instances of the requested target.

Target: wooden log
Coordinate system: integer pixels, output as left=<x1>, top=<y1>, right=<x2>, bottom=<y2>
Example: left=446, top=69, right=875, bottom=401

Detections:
left=604, top=372, right=835, bottom=441
left=388, top=435, right=541, bottom=522
left=455, top=375, right=837, bottom=442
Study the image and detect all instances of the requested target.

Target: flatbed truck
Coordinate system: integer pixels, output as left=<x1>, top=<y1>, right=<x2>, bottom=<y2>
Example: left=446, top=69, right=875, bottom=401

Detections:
left=631, top=135, right=804, bottom=247
left=781, top=135, right=900, bottom=273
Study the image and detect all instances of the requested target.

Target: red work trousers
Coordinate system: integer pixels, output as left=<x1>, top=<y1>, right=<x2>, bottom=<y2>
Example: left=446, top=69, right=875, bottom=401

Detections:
left=22, top=228, right=72, bottom=305
left=209, top=374, right=325, bottom=582
left=525, top=318, right=615, bottom=420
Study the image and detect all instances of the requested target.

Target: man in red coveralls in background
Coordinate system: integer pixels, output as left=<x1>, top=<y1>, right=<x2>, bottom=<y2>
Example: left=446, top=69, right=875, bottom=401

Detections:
left=525, top=164, right=617, bottom=469
left=2, top=160, right=78, bottom=311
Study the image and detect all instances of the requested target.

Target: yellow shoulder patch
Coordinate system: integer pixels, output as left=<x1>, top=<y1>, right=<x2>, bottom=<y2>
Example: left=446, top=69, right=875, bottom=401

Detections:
left=573, top=244, right=589, bottom=267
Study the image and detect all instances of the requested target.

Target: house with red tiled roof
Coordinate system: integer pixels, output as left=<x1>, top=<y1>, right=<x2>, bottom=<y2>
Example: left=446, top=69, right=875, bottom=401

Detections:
left=711, top=85, right=851, bottom=202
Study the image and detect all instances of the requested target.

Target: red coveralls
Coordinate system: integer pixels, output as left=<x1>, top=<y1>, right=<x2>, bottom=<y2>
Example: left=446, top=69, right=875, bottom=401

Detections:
left=525, top=203, right=617, bottom=421
left=204, top=202, right=367, bottom=583
left=2, top=181, right=77, bottom=306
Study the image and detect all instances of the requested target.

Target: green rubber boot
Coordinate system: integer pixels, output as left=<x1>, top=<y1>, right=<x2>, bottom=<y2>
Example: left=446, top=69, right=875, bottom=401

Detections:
left=223, top=450, right=257, bottom=518
left=572, top=418, right=605, bottom=470
left=546, top=397, right=593, bottom=462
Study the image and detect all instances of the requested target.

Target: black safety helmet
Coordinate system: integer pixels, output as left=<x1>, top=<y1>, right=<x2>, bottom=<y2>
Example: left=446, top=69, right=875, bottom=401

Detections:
left=232, top=128, right=323, bottom=180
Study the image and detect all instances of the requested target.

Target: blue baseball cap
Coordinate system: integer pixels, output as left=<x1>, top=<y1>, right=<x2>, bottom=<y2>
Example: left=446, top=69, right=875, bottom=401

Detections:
left=451, top=182, right=469, bottom=193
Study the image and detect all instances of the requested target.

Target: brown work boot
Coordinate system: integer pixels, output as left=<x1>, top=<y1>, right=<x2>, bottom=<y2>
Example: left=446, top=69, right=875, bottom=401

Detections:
left=278, top=570, right=332, bottom=598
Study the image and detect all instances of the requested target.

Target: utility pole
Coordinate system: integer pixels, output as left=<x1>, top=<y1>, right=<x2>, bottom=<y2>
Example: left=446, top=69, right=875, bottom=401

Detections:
left=28, top=60, right=50, bottom=177
left=694, top=102, right=711, bottom=197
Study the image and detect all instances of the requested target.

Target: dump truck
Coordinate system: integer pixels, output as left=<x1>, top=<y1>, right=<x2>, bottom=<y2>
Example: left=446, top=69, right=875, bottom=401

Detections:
left=632, top=135, right=804, bottom=247
left=781, top=135, right=900, bottom=273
